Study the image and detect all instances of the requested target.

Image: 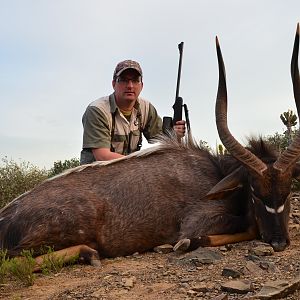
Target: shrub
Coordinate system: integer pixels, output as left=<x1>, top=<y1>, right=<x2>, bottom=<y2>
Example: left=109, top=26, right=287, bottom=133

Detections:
left=39, top=246, right=66, bottom=275
left=48, top=158, right=80, bottom=178
left=0, top=157, right=48, bottom=209
left=8, top=250, right=36, bottom=286
left=0, top=249, right=10, bottom=284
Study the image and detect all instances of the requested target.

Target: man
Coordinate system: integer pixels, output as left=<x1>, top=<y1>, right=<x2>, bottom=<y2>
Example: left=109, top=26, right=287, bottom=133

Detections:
left=80, top=60, right=186, bottom=164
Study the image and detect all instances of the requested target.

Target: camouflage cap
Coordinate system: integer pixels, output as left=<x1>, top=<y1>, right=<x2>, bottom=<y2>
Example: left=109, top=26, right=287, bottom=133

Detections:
left=113, top=60, right=143, bottom=79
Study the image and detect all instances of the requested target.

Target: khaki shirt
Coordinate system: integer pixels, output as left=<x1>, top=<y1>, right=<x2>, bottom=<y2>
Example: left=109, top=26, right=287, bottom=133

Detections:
left=80, top=94, right=162, bottom=164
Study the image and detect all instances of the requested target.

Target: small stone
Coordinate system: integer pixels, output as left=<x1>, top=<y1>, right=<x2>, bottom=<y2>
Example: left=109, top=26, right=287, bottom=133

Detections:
left=250, top=244, right=274, bottom=256
left=219, top=246, right=227, bottom=252
left=187, top=289, right=197, bottom=296
left=153, top=244, right=174, bottom=254
left=210, top=294, right=228, bottom=300
left=222, top=266, right=241, bottom=278
left=221, top=279, right=254, bottom=294
left=122, top=276, right=136, bottom=288
left=192, top=282, right=214, bottom=292
left=255, top=276, right=300, bottom=299
left=91, top=290, right=103, bottom=298
left=244, top=260, right=262, bottom=274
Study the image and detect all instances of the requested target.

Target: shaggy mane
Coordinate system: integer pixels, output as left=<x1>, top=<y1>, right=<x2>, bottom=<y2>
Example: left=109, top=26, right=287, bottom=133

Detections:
left=49, top=133, right=202, bottom=181
left=246, top=136, right=279, bottom=163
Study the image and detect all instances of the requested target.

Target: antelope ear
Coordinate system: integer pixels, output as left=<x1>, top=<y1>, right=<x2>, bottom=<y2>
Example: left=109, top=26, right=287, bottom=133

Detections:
left=293, top=162, right=300, bottom=179
left=205, top=167, right=244, bottom=200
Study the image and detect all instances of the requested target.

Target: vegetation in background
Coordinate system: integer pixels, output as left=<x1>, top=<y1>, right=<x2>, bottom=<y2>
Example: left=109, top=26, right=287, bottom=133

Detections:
left=0, top=157, right=80, bottom=209
left=280, top=109, right=298, bottom=145
left=0, top=157, right=48, bottom=208
left=47, top=158, right=80, bottom=177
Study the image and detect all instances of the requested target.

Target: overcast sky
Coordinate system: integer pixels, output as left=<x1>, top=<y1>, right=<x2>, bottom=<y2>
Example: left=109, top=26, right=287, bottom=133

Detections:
left=1, top=1, right=299, bottom=168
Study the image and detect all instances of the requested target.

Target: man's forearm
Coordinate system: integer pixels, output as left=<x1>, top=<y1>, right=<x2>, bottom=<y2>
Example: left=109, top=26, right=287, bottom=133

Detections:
left=92, top=148, right=124, bottom=161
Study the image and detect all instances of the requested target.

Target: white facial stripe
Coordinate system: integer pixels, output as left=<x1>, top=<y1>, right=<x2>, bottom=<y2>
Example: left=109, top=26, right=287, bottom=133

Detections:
left=265, top=206, right=276, bottom=214
left=265, top=204, right=285, bottom=214
left=277, top=204, right=285, bottom=213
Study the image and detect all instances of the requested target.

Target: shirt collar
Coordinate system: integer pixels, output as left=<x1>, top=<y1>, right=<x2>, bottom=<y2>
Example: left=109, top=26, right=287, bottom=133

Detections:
left=109, top=93, right=140, bottom=113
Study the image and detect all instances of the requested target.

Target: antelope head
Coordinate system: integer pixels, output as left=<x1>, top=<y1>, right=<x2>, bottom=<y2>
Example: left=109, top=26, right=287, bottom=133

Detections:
left=214, top=24, right=300, bottom=251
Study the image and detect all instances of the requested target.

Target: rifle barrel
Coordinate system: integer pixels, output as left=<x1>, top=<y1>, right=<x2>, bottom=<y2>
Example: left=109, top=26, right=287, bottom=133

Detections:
left=175, top=42, right=184, bottom=100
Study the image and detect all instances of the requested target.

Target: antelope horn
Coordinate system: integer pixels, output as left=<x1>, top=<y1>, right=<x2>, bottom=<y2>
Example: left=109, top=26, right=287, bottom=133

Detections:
left=215, top=36, right=267, bottom=176
left=274, top=23, right=300, bottom=173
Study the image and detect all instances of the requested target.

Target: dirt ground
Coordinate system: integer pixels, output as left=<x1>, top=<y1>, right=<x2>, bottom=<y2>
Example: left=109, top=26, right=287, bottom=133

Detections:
left=1, top=196, right=300, bottom=300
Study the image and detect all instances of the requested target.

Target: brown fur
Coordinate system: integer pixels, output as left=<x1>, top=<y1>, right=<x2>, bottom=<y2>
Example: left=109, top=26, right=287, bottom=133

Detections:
left=0, top=135, right=258, bottom=263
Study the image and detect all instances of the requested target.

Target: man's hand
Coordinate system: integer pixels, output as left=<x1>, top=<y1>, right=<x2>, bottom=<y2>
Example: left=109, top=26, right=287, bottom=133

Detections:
left=173, top=120, right=186, bottom=139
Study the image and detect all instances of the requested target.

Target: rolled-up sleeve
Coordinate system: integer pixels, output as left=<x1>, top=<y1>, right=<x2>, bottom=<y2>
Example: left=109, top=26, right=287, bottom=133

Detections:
left=82, top=106, right=111, bottom=149
left=143, top=103, right=163, bottom=141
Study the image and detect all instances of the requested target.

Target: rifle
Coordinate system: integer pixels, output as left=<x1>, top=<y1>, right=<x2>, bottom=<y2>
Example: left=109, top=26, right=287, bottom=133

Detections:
left=163, top=42, right=191, bottom=134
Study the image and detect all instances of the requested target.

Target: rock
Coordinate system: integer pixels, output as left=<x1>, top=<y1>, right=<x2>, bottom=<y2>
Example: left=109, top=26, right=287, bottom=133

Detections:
left=255, top=276, right=300, bottom=299
left=91, top=289, right=103, bottom=298
left=178, top=247, right=223, bottom=266
left=122, top=276, right=136, bottom=288
left=290, top=224, right=300, bottom=231
left=247, top=254, right=261, bottom=262
left=259, top=261, right=278, bottom=272
left=244, top=260, right=262, bottom=275
left=186, top=289, right=197, bottom=296
left=153, top=244, right=174, bottom=254
left=219, top=244, right=233, bottom=252
left=219, top=246, right=228, bottom=252
left=191, top=282, right=214, bottom=292
left=221, top=279, right=254, bottom=294
left=222, top=266, right=242, bottom=278
left=210, top=294, right=228, bottom=300
left=249, top=244, right=274, bottom=256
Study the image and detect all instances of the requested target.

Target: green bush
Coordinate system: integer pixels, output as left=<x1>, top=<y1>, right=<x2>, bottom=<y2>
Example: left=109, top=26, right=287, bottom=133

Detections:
left=48, top=158, right=80, bottom=177
left=8, top=250, right=36, bottom=286
left=0, top=249, right=10, bottom=284
left=265, top=132, right=290, bottom=152
left=0, top=157, right=48, bottom=209
left=0, top=157, right=80, bottom=209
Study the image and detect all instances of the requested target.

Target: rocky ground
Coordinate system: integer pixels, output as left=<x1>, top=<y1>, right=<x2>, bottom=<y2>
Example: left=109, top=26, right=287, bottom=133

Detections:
left=1, top=194, right=300, bottom=300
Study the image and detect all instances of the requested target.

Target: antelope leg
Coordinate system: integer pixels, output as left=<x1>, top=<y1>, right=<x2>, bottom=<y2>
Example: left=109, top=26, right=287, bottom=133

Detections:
left=33, top=244, right=100, bottom=272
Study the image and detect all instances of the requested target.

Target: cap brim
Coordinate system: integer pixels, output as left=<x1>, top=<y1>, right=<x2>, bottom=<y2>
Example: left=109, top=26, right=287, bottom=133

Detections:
left=115, top=67, right=142, bottom=77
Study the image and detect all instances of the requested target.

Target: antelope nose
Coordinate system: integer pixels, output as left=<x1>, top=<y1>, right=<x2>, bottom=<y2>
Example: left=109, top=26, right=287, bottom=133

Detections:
left=271, top=240, right=287, bottom=252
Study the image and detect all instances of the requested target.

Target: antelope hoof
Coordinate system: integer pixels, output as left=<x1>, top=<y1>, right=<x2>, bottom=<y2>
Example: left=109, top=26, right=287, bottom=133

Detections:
left=90, top=259, right=102, bottom=267
left=173, top=238, right=191, bottom=252
left=271, top=241, right=288, bottom=252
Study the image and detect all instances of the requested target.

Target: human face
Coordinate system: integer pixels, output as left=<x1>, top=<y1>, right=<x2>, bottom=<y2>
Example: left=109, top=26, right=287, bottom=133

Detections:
left=112, top=69, right=143, bottom=105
